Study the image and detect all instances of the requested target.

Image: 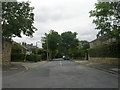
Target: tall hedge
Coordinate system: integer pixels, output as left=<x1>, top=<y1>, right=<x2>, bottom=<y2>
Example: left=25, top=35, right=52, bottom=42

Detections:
left=11, top=54, right=41, bottom=62
left=11, top=53, right=25, bottom=62
left=88, top=43, right=120, bottom=58
left=11, top=43, right=23, bottom=54
left=26, top=54, right=41, bottom=62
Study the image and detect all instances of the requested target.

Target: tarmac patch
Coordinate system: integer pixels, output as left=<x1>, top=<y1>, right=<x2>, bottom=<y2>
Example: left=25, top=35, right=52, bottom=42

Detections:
left=10, top=68, right=18, bottom=70
left=111, top=68, right=119, bottom=72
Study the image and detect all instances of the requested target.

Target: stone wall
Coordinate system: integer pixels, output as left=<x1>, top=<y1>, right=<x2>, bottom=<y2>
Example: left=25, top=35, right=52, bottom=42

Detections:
left=90, top=39, right=102, bottom=48
left=2, top=41, right=12, bottom=66
left=0, top=41, right=2, bottom=66
left=89, top=37, right=118, bottom=65
left=89, top=57, right=119, bottom=65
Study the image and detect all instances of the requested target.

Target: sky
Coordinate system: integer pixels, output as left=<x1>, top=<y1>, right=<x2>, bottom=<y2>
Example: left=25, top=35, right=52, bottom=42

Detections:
left=14, top=0, right=98, bottom=48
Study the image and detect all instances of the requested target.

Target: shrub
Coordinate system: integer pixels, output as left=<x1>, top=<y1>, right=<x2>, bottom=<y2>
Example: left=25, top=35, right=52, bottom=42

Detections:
left=11, top=54, right=42, bottom=62
left=11, top=53, right=25, bottom=62
left=70, top=49, right=87, bottom=59
left=88, top=43, right=120, bottom=58
left=11, top=43, right=23, bottom=54
left=41, top=54, right=47, bottom=60
left=26, top=54, right=41, bottom=62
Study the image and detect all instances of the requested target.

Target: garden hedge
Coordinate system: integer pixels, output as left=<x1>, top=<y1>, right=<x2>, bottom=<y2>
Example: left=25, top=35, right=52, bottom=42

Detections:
left=11, top=53, right=41, bottom=62
left=26, top=54, right=41, bottom=62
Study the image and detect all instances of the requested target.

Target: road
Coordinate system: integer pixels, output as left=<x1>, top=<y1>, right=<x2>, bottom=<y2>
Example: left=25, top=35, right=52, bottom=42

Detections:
left=3, top=59, right=118, bottom=88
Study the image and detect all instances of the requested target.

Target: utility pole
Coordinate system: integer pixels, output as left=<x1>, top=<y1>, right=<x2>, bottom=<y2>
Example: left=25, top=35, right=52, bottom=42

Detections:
left=46, top=35, right=49, bottom=61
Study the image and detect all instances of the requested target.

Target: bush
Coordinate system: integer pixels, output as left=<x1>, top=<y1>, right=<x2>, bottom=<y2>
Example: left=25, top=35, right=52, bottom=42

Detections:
left=11, top=53, right=25, bottom=62
left=70, top=49, right=87, bottom=59
left=11, top=43, right=23, bottom=54
left=88, top=43, right=120, bottom=58
left=11, top=54, right=41, bottom=62
left=26, top=54, right=41, bottom=62
left=41, top=54, right=47, bottom=60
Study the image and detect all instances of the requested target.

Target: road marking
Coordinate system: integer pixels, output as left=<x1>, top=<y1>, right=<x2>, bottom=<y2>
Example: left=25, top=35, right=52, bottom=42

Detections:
left=60, top=61, right=62, bottom=66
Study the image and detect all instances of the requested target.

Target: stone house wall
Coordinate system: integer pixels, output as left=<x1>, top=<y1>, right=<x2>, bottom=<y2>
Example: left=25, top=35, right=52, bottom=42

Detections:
left=90, top=37, right=116, bottom=48
left=90, top=39, right=102, bottom=48
left=2, top=40, right=12, bottom=66
left=89, top=37, right=118, bottom=65
left=0, top=41, right=2, bottom=66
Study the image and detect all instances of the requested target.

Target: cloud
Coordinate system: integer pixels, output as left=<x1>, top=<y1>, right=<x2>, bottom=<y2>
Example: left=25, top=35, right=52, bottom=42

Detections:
left=14, top=0, right=98, bottom=47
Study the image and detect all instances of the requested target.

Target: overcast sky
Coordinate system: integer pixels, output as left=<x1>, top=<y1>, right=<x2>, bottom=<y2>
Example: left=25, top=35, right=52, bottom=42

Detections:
left=14, top=0, right=98, bottom=48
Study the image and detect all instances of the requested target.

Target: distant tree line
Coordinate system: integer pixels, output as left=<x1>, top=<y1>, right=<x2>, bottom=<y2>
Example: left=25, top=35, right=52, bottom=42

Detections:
left=41, top=30, right=90, bottom=60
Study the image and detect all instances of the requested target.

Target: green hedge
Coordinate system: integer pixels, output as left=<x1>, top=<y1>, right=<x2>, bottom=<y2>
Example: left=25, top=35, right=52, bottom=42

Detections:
left=70, top=49, right=86, bottom=58
left=88, top=43, right=120, bottom=58
left=11, top=53, right=25, bottom=62
left=11, top=54, right=42, bottom=62
left=26, top=54, right=41, bottom=62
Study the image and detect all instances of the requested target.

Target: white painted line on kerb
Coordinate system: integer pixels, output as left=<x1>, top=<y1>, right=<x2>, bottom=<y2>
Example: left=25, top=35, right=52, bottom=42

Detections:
left=60, top=61, right=62, bottom=66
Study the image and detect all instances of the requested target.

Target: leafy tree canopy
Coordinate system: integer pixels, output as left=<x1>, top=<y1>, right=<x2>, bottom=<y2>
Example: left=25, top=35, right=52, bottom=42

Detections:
left=2, top=2, right=37, bottom=39
left=61, top=31, right=79, bottom=49
left=47, top=30, right=61, bottom=51
left=11, top=42, right=23, bottom=53
left=60, top=31, right=79, bottom=56
left=42, top=30, right=61, bottom=59
left=89, top=1, right=120, bottom=42
left=79, top=40, right=90, bottom=50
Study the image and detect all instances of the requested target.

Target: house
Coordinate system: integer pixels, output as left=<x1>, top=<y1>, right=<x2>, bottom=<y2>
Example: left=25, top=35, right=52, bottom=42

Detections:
left=22, top=42, right=37, bottom=54
left=89, top=35, right=118, bottom=65
left=90, top=36, right=116, bottom=48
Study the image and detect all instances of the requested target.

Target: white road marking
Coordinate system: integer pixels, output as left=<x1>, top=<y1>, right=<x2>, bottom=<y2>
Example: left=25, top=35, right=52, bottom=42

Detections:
left=60, top=61, right=62, bottom=66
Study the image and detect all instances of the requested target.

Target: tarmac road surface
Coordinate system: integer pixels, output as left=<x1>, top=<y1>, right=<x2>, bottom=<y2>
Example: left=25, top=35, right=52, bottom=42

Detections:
left=3, top=58, right=118, bottom=88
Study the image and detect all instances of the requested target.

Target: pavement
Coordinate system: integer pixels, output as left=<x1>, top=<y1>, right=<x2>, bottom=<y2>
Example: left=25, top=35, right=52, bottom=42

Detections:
left=2, top=61, right=47, bottom=77
left=74, top=60, right=119, bottom=75
left=21, top=61, right=48, bottom=70
left=3, top=58, right=118, bottom=88
left=2, top=62, right=26, bottom=77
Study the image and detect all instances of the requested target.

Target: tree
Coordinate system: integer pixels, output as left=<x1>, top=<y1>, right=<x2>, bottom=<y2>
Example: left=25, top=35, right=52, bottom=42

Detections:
left=42, top=31, right=89, bottom=59
left=79, top=40, right=90, bottom=50
left=89, top=1, right=120, bottom=43
left=11, top=42, right=23, bottom=54
left=61, top=31, right=79, bottom=56
left=37, top=48, right=47, bottom=60
left=42, top=30, right=61, bottom=60
left=2, top=1, right=37, bottom=40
